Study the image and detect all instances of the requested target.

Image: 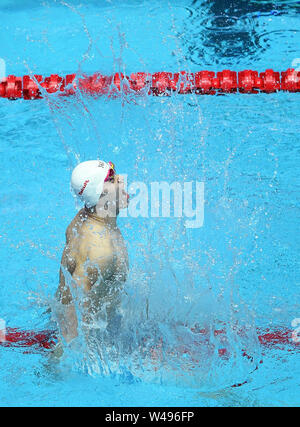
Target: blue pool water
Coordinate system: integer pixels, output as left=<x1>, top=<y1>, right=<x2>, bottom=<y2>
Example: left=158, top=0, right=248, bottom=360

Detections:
left=0, top=0, right=299, bottom=407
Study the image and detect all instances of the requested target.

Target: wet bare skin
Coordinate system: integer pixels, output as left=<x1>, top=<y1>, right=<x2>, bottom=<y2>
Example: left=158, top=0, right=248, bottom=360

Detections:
left=60, top=208, right=128, bottom=293
left=56, top=206, right=128, bottom=342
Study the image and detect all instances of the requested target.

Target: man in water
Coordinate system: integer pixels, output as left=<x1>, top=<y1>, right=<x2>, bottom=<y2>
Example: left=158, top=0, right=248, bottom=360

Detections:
left=56, top=160, right=129, bottom=345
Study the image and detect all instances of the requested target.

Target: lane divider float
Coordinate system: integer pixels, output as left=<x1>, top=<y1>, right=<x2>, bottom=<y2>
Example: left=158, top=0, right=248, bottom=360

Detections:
left=1, top=326, right=298, bottom=388
left=0, top=68, right=299, bottom=100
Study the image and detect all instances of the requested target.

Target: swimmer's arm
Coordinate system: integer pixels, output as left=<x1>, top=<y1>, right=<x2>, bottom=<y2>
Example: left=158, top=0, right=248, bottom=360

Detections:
left=56, top=267, right=79, bottom=344
left=57, top=241, right=112, bottom=342
left=56, top=264, right=106, bottom=345
left=55, top=210, right=86, bottom=344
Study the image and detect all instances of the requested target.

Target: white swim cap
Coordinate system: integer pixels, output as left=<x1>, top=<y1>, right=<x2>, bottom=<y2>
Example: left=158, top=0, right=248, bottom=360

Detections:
left=71, top=160, right=110, bottom=208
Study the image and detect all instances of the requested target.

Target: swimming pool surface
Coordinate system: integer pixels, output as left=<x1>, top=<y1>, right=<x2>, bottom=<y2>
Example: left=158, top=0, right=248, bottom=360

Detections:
left=0, top=0, right=299, bottom=407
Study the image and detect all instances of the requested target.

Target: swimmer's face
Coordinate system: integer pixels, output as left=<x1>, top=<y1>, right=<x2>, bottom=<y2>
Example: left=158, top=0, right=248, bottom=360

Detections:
left=102, top=174, right=129, bottom=212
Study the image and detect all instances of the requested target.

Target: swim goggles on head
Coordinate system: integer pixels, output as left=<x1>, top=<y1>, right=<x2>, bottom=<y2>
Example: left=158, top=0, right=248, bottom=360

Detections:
left=104, top=161, right=116, bottom=182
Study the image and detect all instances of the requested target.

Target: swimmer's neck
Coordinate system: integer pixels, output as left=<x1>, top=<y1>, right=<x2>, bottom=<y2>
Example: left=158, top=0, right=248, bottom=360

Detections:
left=84, top=206, right=118, bottom=229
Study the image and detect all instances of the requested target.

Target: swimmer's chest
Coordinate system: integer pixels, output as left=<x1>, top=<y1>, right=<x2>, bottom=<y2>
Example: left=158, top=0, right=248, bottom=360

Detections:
left=77, top=222, right=128, bottom=279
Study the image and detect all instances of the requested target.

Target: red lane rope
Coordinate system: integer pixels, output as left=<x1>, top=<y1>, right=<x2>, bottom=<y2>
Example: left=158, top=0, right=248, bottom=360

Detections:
left=1, top=327, right=298, bottom=352
left=0, top=69, right=299, bottom=99
left=1, top=328, right=57, bottom=351
left=1, top=326, right=298, bottom=388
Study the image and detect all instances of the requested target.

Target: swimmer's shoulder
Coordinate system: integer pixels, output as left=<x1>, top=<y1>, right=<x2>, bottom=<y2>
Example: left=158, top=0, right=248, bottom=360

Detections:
left=65, top=208, right=88, bottom=243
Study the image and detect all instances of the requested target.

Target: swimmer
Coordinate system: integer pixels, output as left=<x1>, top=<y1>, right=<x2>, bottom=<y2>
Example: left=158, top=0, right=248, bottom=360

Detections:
left=55, top=160, right=129, bottom=345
